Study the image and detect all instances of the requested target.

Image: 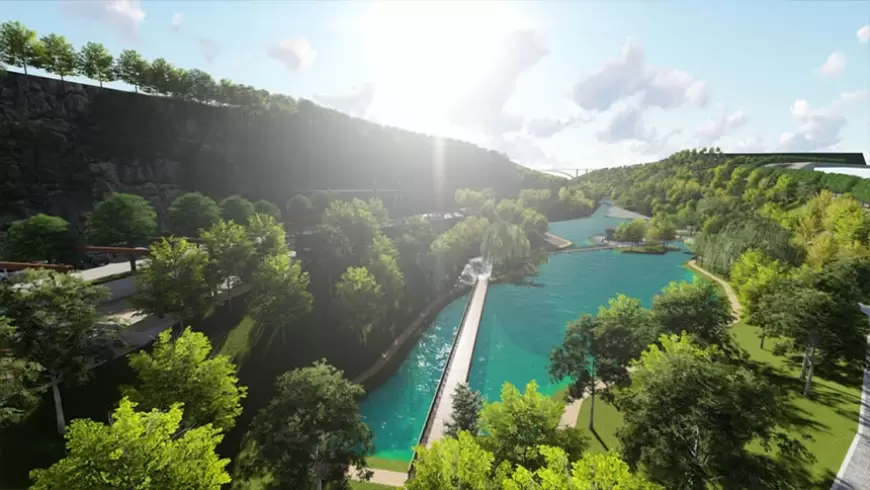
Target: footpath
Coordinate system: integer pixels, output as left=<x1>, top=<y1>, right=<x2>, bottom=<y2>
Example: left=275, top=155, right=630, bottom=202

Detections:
left=688, top=260, right=870, bottom=490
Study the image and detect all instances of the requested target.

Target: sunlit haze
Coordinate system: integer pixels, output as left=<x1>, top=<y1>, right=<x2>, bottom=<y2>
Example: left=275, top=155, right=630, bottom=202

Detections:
left=3, top=0, right=870, bottom=169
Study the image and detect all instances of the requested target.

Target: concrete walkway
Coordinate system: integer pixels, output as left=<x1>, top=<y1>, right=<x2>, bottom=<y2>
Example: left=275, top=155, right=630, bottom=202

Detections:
left=424, top=278, right=490, bottom=446
left=686, top=259, right=741, bottom=318
left=831, top=304, right=870, bottom=490
left=543, top=232, right=573, bottom=250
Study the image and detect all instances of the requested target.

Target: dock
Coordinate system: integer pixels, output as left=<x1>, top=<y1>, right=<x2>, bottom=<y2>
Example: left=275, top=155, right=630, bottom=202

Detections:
left=417, top=277, right=490, bottom=448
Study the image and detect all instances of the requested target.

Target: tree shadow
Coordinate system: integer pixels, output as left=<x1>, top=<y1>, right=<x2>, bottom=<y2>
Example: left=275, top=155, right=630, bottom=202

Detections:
left=590, top=427, right=609, bottom=452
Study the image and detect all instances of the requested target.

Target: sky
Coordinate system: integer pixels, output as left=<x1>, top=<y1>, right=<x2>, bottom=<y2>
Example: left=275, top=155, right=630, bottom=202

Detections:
left=3, top=0, right=870, bottom=172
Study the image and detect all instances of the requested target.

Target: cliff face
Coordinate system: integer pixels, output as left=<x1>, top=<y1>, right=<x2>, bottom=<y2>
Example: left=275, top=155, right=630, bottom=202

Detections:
left=0, top=72, right=529, bottom=228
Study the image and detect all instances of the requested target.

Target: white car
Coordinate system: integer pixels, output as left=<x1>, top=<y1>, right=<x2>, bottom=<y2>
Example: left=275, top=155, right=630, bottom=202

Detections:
left=0, top=268, right=24, bottom=282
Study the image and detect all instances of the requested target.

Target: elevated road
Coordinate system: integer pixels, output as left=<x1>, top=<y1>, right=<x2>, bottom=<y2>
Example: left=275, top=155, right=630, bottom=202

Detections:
left=420, top=277, right=489, bottom=446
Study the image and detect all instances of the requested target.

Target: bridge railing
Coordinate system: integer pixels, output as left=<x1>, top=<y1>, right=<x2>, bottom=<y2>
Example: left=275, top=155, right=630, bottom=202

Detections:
left=407, top=278, right=482, bottom=479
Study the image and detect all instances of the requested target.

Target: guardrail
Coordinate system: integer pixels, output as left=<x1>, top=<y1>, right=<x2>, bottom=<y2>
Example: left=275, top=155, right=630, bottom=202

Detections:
left=407, top=278, right=482, bottom=479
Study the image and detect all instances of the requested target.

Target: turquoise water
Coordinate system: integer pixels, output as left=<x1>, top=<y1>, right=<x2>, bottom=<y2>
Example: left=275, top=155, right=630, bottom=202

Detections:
left=548, top=204, right=632, bottom=247
left=468, top=249, right=694, bottom=401
left=358, top=296, right=467, bottom=462
left=359, top=204, right=693, bottom=462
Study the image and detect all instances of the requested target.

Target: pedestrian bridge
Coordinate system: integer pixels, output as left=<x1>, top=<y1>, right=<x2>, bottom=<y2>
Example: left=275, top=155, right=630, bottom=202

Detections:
left=415, top=277, right=489, bottom=451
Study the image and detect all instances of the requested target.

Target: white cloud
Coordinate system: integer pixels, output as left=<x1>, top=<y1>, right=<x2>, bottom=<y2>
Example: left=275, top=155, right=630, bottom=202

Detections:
left=571, top=41, right=708, bottom=112
left=316, top=83, right=375, bottom=118
left=199, top=38, right=218, bottom=64
left=594, top=105, right=683, bottom=156
left=62, top=0, right=145, bottom=41
left=596, top=106, right=657, bottom=143
left=447, top=30, right=549, bottom=137
left=694, top=109, right=748, bottom=145
left=814, top=51, right=846, bottom=77
left=489, top=134, right=568, bottom=170
left=778, top=90, right=868, bottom=151
left=858, top=25, right=870, bottom=43
left=267, top=37, right=317, bottom=71
left=525, top=115, right=590, bottom=138
left=171, top=12, right=183, bottom=32
left=728, top=135, right=768, bottom=153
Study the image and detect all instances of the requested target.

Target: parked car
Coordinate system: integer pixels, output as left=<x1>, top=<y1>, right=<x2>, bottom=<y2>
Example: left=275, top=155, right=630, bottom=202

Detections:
left=0, top=268, right=24, bottom=282
left=85, top=252, right=112, bottom=267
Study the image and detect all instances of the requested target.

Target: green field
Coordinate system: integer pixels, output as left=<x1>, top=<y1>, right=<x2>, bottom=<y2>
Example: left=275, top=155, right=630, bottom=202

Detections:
left=575, top=397, right=623, bottom=455
left=576, top=321, right=862, bottom=488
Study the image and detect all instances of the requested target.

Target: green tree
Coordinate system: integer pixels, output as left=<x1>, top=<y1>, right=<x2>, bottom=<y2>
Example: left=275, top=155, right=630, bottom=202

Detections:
left=248, top=253, right=314, bottom=349
left=201, top=220, right=254, bottom=311
left=613, top=218, right=647, bottom=243
left=481, top=220, right=533, bottom=274
left=220, top=195, right=256, bottom=225
left=247, top=361, right=373, bottom=489
left=86, top=192, right=157, bottom=247
left=4, top=214, right=78, bottom=264
left=335, top=266, right=385, bottom=344
left=39, top=33, right=77, bottom=81
left=253, top=199, right=282, bottom=221
left=115, top=49, right=149, bottom=92
left=479, top=381, right=586, bottom=470
left=645, top=214, right=677, bottom=243
left=519, top=188, right=552, bottom=212
left=143, top=57, right=175, bottom=95
left=445, top=383, right=484, bottom=438
left=0, top=317, right=42, bottom=427
left=77, top=41, right=115, bottom=88
left=0, top=21, right=41, bottom=75
left=503, top=448, right=663, bottom=490
left=651, top=280, right=733, bottom=347
left=550, top=313, right=641, bottom=433
left=122, top=328, right=246, bottom=432
left=0, top=269, right=119, bottom=434
left=310, top=190, right=336, bottom=215
left=245, top=213, right=288, bottom=277
left=752, top=278, right=866, bottom=396
left=29, top=398, right=231, bottom=490
left=615, top=333, right=795, bottom=490
left=286, top=194, right=314, bottom=223
left=132, top=237, right=215, bottom=328
left=407, top=431, right=496, bottom=490
left=168, top=191, right=221, bottom=237
left=186, top=68, right=217, bottom=101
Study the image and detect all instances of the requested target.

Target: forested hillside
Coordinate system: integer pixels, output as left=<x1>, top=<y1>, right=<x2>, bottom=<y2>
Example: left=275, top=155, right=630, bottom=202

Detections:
left=0, top=71, right=559, bottom=229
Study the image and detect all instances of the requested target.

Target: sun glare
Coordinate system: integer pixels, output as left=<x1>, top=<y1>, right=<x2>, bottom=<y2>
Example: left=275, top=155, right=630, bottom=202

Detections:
left=358, top=1, right=532, bottom=134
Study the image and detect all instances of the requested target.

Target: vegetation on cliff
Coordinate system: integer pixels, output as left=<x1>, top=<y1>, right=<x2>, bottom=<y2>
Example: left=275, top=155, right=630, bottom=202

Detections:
left=0, top=20, right=560, bottom=228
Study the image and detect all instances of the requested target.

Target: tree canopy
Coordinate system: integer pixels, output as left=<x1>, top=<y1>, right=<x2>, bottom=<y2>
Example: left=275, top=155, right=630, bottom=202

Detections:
left=85, top=192, right=158, bottom=247
left=29, top=398, right=231, bottom=490
left=168, top=192, right=222, bottom=237
left=122, top=327, right=247, bottom=432
left=3, top=214, right=78, bottom=264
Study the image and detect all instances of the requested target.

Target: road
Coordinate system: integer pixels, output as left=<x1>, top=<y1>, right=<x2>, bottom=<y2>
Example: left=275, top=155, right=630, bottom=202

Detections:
left=73, top=259, right=145, bottom=282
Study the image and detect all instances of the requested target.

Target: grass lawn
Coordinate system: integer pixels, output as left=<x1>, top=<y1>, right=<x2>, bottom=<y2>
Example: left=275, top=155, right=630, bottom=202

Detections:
left=730, top=322, right=862, bottom=488
left=365, top=456, right=409, bottom=473
left=216, top=315, right=256, bottom=365
left=350, top=481, right=398, bottom=490
left=559, top=320, right=861, bottom=488
left=575, top=397, right=623, bottom=455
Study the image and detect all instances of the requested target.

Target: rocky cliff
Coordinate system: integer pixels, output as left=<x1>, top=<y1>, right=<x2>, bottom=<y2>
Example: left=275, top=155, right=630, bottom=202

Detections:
left=0, top=72, right=536, bottom=228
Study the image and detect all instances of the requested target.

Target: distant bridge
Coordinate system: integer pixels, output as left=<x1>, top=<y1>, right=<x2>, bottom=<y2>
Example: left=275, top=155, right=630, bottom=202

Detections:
left=543, top=168, right=595, bottom=179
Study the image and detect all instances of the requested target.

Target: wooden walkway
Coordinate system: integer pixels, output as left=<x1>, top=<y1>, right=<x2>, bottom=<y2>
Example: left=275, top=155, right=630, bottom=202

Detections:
left=421, top=277, right=490, bottom=446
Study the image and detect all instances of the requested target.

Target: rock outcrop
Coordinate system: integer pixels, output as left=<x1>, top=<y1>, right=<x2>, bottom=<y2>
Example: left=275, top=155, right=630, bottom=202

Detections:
left=0, top=72, right=530, bottom=229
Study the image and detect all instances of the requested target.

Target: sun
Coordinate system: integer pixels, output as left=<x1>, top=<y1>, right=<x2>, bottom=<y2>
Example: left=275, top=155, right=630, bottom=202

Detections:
left=357, top=1, right=531, bottom=134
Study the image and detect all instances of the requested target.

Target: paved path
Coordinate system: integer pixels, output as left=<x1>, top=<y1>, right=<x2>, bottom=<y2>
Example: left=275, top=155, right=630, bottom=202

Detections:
left=423, top=277, right=489, bottom=446
left=543, top=232, right=573, bottom=250
left=686, top=259, right=741, bottom=318
left=831, top=304, right=870, bottom=490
